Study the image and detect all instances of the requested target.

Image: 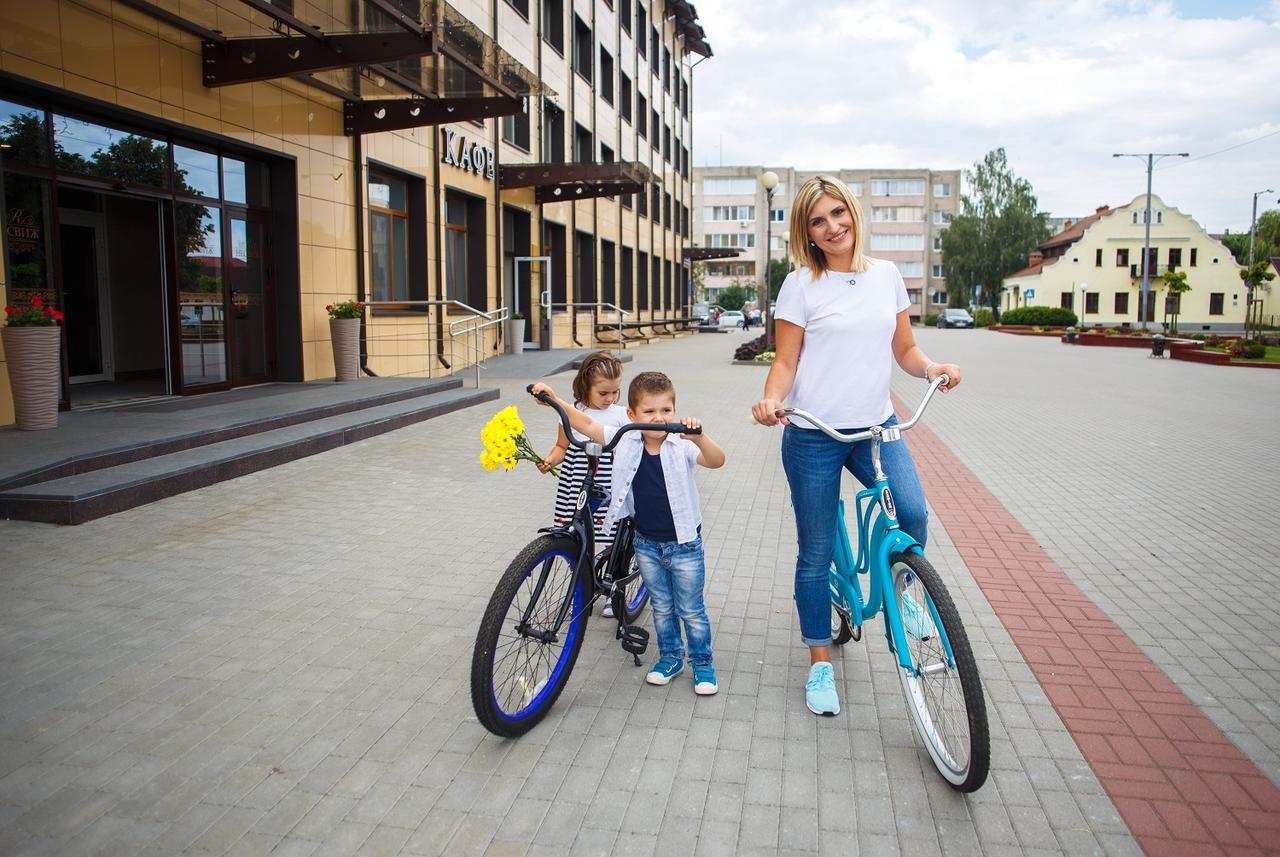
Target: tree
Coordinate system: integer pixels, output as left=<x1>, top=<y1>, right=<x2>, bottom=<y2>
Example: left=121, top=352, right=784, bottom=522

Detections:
left=690, top=261, right=707, bottom=302
left=716, top=283, right=751, bottom=312
left=939, top=148, right=1050, bottom=314
left=1240, top=260, right=1276, bottom=340
left=1160, top=269, right=1191, bottom=334
left=768, top=258, right=790, bottom=300
left=1221, top=210, right=1280, bottom=266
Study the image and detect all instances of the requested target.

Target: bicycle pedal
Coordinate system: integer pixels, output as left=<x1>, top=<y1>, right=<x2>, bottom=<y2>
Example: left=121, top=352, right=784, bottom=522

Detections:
left=617, top=624, right=649, bottom=655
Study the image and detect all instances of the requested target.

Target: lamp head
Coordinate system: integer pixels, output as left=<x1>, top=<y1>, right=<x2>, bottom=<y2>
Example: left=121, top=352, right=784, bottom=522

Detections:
left=761, top=170, right=779, bottom=191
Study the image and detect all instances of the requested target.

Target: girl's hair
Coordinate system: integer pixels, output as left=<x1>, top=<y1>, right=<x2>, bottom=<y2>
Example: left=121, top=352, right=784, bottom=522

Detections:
left=572, top=350, right=624, bottom=405
left=788, top=174, right=870, bottom=277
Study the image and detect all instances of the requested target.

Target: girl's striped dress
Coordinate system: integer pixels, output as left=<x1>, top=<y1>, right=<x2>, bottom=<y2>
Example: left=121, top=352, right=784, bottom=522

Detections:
left=553, top=403, right=628, bottom=549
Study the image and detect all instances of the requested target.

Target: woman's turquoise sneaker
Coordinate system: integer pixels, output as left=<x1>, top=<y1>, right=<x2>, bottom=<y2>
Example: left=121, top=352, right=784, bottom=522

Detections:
left=901, top=592, right=936, bottom=641
left=645, top=656, right=684, bottom=686
left=805, top=661, right=840, bottom=716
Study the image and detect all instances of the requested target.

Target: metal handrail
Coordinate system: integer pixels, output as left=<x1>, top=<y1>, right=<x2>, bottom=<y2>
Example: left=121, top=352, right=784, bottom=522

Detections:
left=361, top=299, right=510, bottom=386
left=540, top=298, right=630, bottom=346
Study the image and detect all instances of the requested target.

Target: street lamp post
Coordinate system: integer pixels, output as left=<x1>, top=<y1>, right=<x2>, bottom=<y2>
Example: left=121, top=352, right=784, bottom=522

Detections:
left=761, top=170, right=779, bottom=346
left=1246, top=188, right=1276, bottom=337
left=1080, top=283, right=1087, bottom=327
left=1112, top=152, right=1188, bottom=330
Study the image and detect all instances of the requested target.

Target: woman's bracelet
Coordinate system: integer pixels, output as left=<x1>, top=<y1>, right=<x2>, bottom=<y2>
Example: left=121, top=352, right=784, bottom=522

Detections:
left=923, top=362, right=940, bottom=380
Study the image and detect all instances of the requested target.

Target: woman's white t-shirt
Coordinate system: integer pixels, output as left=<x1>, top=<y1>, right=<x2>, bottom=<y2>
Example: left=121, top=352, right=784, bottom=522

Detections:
left=773, top=259, right=910, bottom=428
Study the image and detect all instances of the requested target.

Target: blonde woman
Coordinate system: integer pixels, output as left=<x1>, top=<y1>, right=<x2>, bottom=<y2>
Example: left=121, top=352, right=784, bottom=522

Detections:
left=750, top=175, right=962, bottom=717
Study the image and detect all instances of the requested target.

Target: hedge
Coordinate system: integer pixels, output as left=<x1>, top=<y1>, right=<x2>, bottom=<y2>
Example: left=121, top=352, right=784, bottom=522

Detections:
left=999, top=306, right=1078, bottom=326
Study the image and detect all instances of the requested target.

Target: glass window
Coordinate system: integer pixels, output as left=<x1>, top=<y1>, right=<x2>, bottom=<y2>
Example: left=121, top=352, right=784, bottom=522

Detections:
left=53, top=114, right=169, bottom=187
left=0, top=99, right=48, bottom=166
left=871, top=206, right=923, bottom=223
left=369, top=172, right=409, bottom=303
left=221, top=157, right=270, bottom=206
left=932, top=182, right=951, bottom=197
left=3, top=172, right=55, bottom=302
left=871, top=178, right=926, bottom=196
left=870, top=232, right=925, bottom=251
left=703, top=177, right=756, bottom=195
left=176, top=202, right=227, bottom=385
left=894, top=260, right=924, bottom=278
left=446, top=195, right=468, bottom=302
left=933, top=210, right=952, bottom=224
left=173, top=144, right=219, bottom=198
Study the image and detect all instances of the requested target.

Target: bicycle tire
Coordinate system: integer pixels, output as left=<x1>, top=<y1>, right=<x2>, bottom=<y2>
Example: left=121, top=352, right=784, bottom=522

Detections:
left=890, top=552, right=990, bottom=792
left=471, top=535, right=589, bottom=737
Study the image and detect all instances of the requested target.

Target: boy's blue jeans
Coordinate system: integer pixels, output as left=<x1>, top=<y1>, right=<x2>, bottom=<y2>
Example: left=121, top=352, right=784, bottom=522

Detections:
left=633, top=532, right=713, bottom=667
left=781, top=417, right=928, bottom=647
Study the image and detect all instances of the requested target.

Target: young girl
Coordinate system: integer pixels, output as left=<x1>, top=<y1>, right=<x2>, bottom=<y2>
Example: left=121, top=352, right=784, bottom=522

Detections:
left=538, top=351, right=627, bottom=615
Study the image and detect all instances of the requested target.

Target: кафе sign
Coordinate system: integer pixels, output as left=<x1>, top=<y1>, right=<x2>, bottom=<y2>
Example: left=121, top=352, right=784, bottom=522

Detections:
left=440, top=128, right=494, bottom=180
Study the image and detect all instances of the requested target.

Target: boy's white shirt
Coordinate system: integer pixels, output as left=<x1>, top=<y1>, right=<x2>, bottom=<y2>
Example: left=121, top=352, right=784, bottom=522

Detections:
left=600, top=427, right=703, bottom=544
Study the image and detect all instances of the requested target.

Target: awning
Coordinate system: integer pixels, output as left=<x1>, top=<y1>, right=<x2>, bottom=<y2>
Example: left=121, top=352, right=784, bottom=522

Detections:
left=683, top=248, right=742, bottom=261
left=499, top=162, right=656, bottom=205
left=118, top=0, right=549, bottom=133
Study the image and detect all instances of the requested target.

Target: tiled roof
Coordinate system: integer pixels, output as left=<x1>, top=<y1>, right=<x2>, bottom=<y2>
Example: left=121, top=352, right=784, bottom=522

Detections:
left=1039, top=206, right=1111, bottom=251
left=1006, top=255, right=1062, bottom=279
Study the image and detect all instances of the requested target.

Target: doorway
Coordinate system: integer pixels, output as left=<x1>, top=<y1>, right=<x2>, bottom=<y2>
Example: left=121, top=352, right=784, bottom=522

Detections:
left=58, top=188, right=168, bottom=407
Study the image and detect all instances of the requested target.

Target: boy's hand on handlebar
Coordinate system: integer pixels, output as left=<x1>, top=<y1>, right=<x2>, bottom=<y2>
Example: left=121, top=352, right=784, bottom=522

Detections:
left=680, top=416, right=702, bottom=439
left=751, top=398, right=789, bottom=426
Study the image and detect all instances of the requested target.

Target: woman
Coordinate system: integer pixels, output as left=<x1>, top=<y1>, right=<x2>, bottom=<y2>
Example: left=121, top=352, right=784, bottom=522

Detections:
left=750, top=175, right=962, bottom=717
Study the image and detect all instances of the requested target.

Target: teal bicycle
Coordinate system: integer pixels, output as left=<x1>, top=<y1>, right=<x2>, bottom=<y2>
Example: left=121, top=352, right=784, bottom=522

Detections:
left=783, top=375, right=990, bottom=792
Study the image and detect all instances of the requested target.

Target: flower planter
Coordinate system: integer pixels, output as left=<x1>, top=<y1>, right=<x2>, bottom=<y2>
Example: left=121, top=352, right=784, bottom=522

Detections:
left=509, top=318, right=526, bottom=354
left=3, top=326, right=62, bottom=430
left=329, top=317, right=360, bottom=382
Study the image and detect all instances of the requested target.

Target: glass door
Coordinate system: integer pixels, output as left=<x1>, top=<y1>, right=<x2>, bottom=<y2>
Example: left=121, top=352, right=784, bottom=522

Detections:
left=226, top=210, right=272, bottom=384
left=58, top=211, right=113, bottom=383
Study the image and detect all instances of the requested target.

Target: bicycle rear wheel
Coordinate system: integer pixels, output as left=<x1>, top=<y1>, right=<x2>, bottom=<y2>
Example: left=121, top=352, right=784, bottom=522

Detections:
left=471, top=535, right=589, bottom=737
left=890, top=552, right=990, bottom=792
left=613, top=554, right=650, bottom=623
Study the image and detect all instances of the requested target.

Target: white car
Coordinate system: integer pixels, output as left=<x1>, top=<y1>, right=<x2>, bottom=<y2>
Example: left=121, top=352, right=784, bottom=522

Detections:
left=718, top=311, right=744, bottom=328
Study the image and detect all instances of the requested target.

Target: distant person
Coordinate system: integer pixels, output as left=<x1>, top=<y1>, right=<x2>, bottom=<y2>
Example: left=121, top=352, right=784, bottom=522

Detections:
left=741, top=313, right=751, bottom=331
left=750, top=175, right=962, bottom=717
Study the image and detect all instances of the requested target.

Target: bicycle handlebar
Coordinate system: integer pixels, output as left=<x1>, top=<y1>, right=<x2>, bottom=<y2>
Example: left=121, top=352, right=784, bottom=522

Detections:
left=781, top=375, right=950, bottom=443
left=527, top=385, right=701, bottom=453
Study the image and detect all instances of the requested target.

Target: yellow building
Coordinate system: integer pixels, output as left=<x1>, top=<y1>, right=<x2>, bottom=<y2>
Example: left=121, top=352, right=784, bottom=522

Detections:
left=1003, top=194, right=1245, bottom=330
left=0, top=0, right=709, bottom=426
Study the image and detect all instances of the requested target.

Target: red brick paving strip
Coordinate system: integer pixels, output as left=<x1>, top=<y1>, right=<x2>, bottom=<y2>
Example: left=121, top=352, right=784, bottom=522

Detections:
left=901, top=408, right=1280, bottom=857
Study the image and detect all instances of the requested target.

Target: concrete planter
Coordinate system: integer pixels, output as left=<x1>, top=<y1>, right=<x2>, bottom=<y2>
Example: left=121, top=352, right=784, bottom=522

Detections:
left=2, top=325, right=62, bottom=430
left=509, top=318, right=526, bottom=354
left=329, top=317, right=360, bottom=382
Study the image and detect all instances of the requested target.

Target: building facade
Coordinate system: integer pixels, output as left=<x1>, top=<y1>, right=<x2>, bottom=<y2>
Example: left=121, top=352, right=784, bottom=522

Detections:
left=691, top=165, right=961, bottom=320
left=1003, top=195, right=1246, bottom=329
left=0, top=0, right=709, bottom=426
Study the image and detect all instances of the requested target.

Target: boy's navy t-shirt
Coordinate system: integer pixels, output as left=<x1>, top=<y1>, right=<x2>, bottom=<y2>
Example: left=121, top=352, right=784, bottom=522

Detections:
left=632, top=451, right=678, bottom=541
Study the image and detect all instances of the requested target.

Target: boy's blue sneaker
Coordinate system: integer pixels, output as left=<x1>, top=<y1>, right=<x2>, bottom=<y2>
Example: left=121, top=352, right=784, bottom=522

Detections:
left=646, top=656, right=684, bottom=686
left=901, top=592, right=936, bottom=641
left=692, top=664, right=718, bottom=696
left=805, top=661, right=840, bottom=716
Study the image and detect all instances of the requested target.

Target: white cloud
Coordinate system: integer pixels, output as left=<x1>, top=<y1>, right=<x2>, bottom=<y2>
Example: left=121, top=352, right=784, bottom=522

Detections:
left=690, top=0, right=1280, bottom=231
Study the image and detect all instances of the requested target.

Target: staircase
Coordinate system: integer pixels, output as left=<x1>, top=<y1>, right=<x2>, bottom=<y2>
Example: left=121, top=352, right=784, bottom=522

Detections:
left=0, top=378, right=497, bottom=525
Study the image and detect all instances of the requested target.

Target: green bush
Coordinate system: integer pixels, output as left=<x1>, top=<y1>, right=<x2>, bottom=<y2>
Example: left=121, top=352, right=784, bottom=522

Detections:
left=998, top=306, right=1078, bottom=326
left=973, top=308, right=994, bottom=327
left=1246, top=344, right=1266, bottom=359
left=924, top=313, right=939, bottom=326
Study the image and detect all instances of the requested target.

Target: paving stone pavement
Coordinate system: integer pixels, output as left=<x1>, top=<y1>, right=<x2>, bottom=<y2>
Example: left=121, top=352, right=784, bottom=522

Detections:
left=0, top=325, right=1268, bottom=856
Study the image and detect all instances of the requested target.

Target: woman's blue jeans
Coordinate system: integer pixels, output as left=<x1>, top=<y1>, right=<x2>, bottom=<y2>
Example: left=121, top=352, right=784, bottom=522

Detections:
left=781, top=417, right=928, bottom=647
left=633, top=533, right=713, bottom=667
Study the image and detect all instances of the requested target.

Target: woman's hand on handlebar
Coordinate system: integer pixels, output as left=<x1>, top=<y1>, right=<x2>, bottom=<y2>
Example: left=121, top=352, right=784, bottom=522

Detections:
left=751, top=398, right=789, bottom=427
left=926, top=363, right=962, bottom=392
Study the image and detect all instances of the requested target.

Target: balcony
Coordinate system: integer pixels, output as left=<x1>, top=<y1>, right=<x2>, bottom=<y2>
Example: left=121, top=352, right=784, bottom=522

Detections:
left=1129, top=263, right=1169, bottom=279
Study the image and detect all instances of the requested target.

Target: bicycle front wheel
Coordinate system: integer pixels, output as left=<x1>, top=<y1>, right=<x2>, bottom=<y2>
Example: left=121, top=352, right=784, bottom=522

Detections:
left=890, top=552, right=990, bottom=792
left=471, top=535, right=589, bottom=737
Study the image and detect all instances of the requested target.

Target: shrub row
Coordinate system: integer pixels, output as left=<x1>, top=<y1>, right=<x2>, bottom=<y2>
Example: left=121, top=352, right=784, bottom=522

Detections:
left=999, top=306, right=1078, bottom=326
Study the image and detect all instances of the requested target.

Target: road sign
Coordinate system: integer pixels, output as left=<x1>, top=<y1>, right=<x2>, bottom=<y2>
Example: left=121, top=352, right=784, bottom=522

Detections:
left=1025, top=288, right=1036, bottom=299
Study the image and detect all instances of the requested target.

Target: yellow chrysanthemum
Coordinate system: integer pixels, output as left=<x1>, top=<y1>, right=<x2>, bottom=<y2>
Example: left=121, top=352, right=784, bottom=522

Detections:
left=479, top=450, right=499, bottom=471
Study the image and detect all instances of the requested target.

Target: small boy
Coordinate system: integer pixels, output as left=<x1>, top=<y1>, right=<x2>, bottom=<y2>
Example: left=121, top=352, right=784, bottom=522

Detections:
left=531, top=372, right=726, bottom=695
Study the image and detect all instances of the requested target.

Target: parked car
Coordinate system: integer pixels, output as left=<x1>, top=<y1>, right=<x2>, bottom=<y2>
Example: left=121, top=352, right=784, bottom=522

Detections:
left=936, top=308, right=975, bottom=329
left=692, top=303, right=712, bottom=325
left=718, top=310, right=744, bottom=328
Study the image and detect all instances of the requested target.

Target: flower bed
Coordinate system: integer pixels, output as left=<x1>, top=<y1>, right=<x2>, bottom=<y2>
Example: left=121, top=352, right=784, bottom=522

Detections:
left=992, top=325, right=1068, bottom=337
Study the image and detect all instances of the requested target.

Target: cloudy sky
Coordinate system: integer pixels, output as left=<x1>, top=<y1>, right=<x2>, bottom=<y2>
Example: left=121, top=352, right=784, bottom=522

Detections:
left=689, top=0, right=1280, bottom=233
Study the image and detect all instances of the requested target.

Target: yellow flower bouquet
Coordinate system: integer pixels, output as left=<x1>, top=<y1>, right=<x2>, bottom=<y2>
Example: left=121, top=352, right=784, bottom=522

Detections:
left=480, top=405, right=558, bottom=477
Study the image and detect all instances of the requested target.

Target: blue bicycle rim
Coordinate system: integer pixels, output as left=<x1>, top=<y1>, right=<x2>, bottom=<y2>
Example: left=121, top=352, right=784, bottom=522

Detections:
left=493, top=548, right=585, bottom=723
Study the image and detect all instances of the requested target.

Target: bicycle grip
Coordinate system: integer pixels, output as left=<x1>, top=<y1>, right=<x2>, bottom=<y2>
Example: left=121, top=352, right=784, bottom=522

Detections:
left=663, top=423, right=701, bottom=435
left=526, top=384, right=553, bottom=404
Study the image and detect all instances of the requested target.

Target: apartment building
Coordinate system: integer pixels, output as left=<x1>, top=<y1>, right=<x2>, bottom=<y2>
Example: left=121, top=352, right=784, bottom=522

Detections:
left=0, top=0, right=710, bottom=425
left=691, top=165, right=961, bottom=319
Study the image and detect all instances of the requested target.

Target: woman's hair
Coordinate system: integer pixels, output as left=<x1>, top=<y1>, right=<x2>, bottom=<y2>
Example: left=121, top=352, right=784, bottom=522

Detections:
left=572, top=350, right=624, bottom=405
left=628, top=371, right=675, bottom=410
left=788, top=174, right=870, bottom=277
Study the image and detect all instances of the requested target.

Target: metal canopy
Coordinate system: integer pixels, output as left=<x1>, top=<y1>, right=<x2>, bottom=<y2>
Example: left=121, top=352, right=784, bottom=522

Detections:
left=683, top=248, right=742, bottom=261
left=345, top=95, right=522, bottom=135
left=499, top=162, right=656, bottom=205
left=202, top=32, right=435, bottom=87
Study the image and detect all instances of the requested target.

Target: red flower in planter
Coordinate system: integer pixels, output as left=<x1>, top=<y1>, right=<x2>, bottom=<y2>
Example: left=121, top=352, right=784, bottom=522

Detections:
left=3, top=297, right=63, bottom=327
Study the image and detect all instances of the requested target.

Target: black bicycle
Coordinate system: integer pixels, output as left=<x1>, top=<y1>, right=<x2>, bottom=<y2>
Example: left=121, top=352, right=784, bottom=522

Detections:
left=470, top=385, right=695, bottom=737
